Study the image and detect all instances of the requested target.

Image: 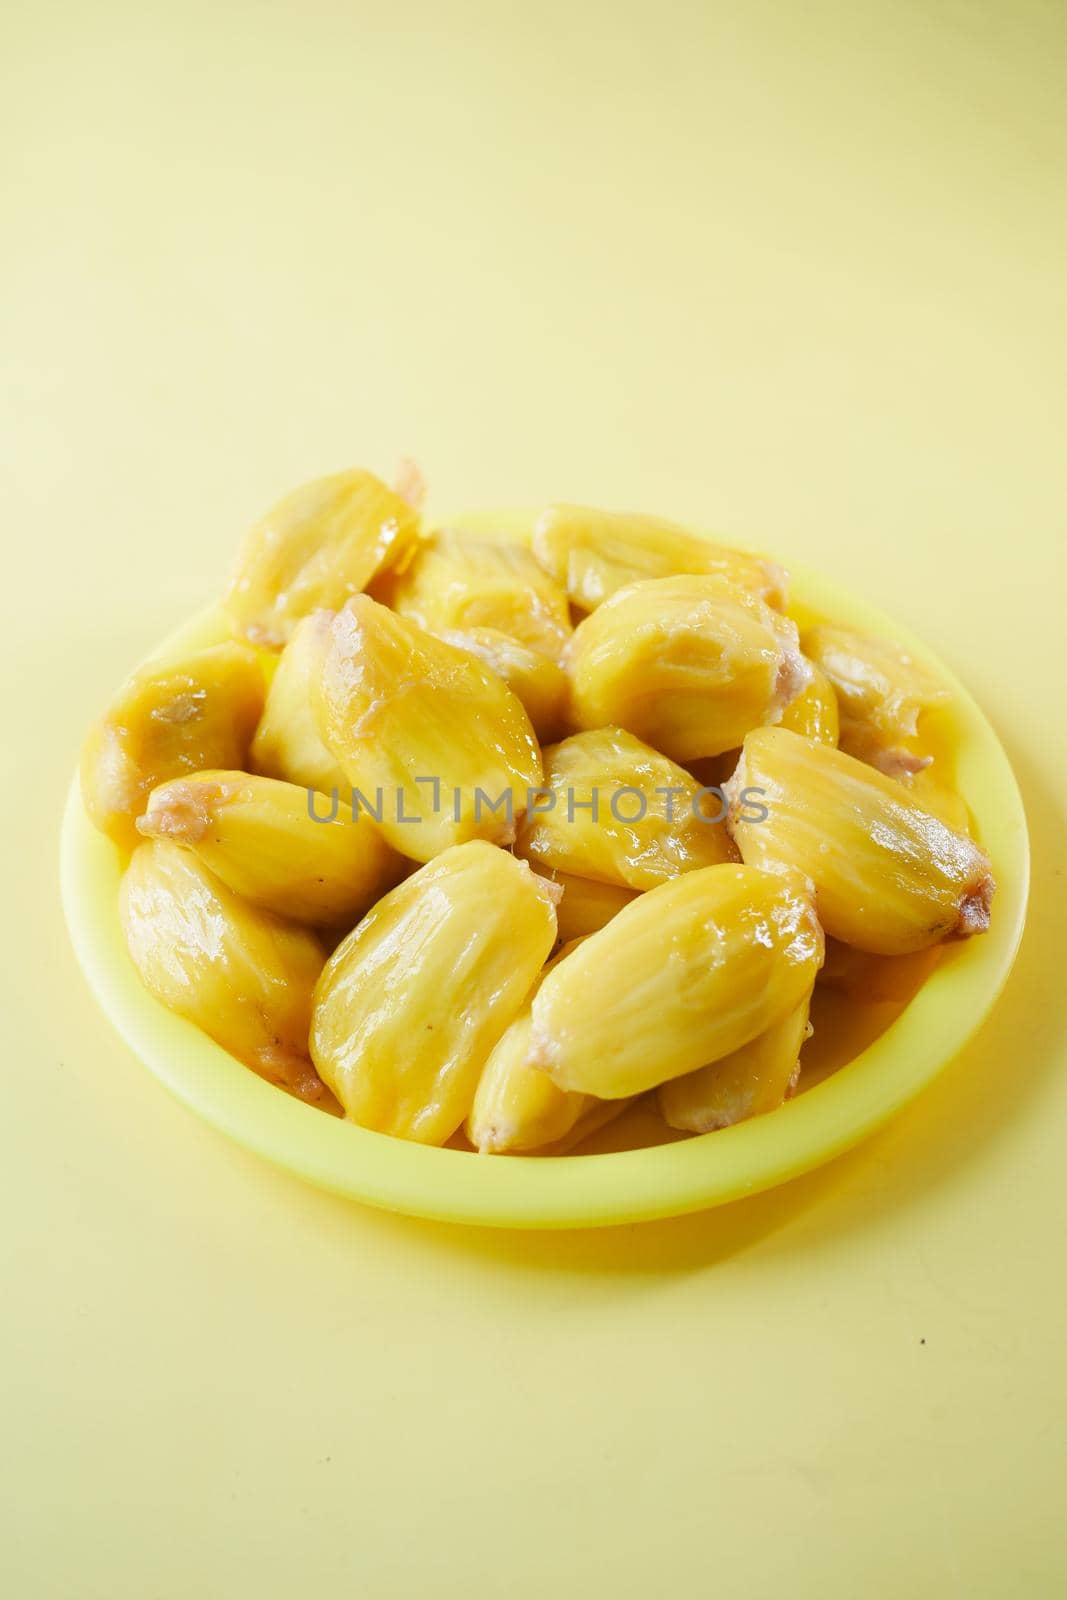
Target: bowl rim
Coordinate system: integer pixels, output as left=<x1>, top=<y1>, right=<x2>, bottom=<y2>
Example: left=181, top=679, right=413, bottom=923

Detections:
left=60, top=516, right=1030, bottom=1229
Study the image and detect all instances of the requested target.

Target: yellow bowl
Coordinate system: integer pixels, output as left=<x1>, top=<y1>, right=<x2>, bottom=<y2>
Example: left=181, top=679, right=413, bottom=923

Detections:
left=60, top=514, right=1029, bottom=1228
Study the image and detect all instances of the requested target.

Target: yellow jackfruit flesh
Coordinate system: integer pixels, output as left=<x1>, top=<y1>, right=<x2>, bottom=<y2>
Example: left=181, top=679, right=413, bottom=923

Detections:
left=120, top=838, right=332, bottom=1107
left=533, top=867, right=639, bottom=943
left=532, top=504, right=787, bottom=611
left=81, top=641, right=264, bottom=851
left=516, top=726, right=732, bottom=890
left=726, top=726, right=994, bottom=954
left=803, top=624, right=950, bottom=772
left=310, top=841, right=559, bottom=1143
left=249, top=610, right=352, bottom=801
left=225, top=468, right=420, bottom=649
left=137, top=769, right=400, bottom=926
left=658, top=995, right=812, bottom=1132
left=313, top=597, right=543, bottom=861
left=777, top=661, right=839, bottom=746
left=435, top=627, right=568, bottom=742
left=817, top=937, right=941, bottom=1003
left=526, top=863, right=823, bottom=1098
left=566, top=575, right=809, bottom=763
left=381, top=529, right=572, bottom=658
left=466, top=941, right=593, bottom=1154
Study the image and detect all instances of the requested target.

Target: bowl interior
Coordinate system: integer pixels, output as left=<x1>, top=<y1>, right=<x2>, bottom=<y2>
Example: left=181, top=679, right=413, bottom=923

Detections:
left=61, top=514, right=1029, bottom=1228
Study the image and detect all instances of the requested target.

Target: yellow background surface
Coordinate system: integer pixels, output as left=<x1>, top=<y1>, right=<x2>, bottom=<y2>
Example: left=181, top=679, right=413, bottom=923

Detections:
left=3, top=3, right=1066, bottom=1595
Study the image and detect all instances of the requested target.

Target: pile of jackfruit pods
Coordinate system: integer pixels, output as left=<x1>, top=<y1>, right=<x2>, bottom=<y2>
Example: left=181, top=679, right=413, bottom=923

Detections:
left=81, top=465, right=995, bottom=1154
